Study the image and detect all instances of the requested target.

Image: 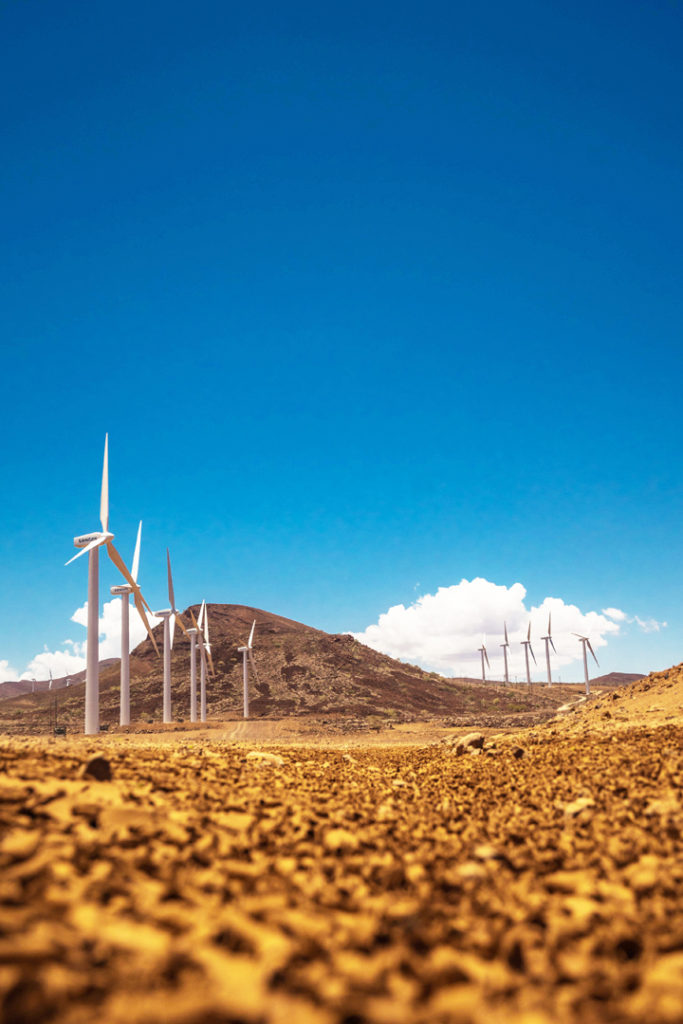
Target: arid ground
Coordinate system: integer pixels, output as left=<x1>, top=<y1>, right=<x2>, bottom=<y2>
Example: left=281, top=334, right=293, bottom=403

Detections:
left=1, top=664, right=681, bottom=1024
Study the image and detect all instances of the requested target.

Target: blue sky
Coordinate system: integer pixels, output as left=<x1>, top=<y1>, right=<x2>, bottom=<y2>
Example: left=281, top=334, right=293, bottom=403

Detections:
left=1, top=0, right=681, bottom=682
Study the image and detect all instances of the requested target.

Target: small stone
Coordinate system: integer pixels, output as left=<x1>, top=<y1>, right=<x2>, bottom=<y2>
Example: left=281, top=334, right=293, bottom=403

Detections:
left=323, top=827, right=358, bottom=853
left=455, top=732, right=485, bottom=754
left=245, top=751, right=284, bottom=767
left=83, top=757, right=112, bottom=781
left=511, top=747, right=525, bottom=759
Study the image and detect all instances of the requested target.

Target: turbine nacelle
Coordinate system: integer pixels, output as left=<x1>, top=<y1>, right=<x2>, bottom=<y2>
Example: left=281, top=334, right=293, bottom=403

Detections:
left=110, top=583, right=133, bottom=595
left=73, top=531, right=113, bottom=548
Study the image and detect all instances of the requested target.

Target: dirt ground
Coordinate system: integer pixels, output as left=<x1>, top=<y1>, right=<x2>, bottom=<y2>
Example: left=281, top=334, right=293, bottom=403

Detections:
left=0, top=666, right=682, bottom=1024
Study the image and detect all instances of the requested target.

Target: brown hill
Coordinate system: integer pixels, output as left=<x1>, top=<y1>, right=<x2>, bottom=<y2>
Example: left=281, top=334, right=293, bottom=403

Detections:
left=549, top=662, right=683, bottom=735
left=0, top=604, right=595, bottom=733
left=588, top=671, right=644, bottom=688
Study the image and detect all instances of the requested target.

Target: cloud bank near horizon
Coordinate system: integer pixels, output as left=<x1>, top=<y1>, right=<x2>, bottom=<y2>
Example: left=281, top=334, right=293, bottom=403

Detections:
left=352, top=578, right=666, bottom=678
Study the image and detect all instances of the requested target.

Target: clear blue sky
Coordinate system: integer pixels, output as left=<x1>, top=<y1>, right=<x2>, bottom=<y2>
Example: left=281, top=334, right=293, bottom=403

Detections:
left=1, top=0, right=681, bottom=679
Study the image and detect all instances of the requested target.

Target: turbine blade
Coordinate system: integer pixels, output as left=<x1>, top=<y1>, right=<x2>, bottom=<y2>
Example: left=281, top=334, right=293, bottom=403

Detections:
left=206, top=644, right=215, bottom=676
left=204, top=606, right=210, bottom=645
left=197, top=600, right=205, bottom=631
left=100, top=433, right=109, bottom=533
left=248, top=650, right=261, bottom=685
left=167, top=549, right=175, bottom=611
left=131, top=521, right=142, bottom=583
left=248, top=620, right=256, bottom=648
left=527, top=622, right=531, bottom=641
left=106, top=542, right=137, bottom=590
left=529, top=644, right=537, bottom=665
left=170, top=614, right=176, bottom=650
left=65, top=535, right=104, bottom=565
left=484, top=650, right=490, bottom=669
left=132, top=591, right=160, bottom=657
left=190, top=609, right=200, bottom=632
left=587, top=640, right=599, bottom=666
left=549, top=638, right=557, bottom=654
left=504, top=621, right=509, bottom=645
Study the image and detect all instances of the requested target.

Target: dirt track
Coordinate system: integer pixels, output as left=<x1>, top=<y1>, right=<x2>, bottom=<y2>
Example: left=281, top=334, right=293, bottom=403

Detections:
left=1, top=702, right=682, bottom=1024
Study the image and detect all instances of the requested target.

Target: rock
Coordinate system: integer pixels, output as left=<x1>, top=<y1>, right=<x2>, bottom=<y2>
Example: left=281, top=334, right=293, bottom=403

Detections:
left=563, top=797, right=596, bottom=818
left=83, top=757, right=112, bottom=781
left=323, top=827, right=358, bottom=853
left=245, top=751, right=284, bottom=767
left=454, top=732, right=485, bottom=754
left=511, top=747, right=525, bottom=759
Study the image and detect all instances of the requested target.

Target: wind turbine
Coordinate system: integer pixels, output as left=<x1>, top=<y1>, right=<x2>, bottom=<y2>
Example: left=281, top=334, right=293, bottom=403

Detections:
left=187, top=611, right=199, bottom=724
left=110, top=521, right=158, bottom=727
left=520, top=622, right=536, bottom=685
left=477, top=639, right=490, bottom=684
left=500, top=622, right=510, bottom=684
left=540, top=613, right=556, bottom=685
left=66, top=434, right=144, bottom=735
left=573, top=633, right=599, bottom=696
left=196, top=601, right=215, bottom=723
left=48, top=669, right=53, bottom=691
left=152, top=549, right=189, bottom=724
left=238, top=621, right=260, bottom=718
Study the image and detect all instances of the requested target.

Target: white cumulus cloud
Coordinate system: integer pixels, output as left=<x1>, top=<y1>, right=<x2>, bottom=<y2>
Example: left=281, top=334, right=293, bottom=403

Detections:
left=0, top=659, right=20, bottom=683
left=352, top=578, right=626, bottom=679
left=602, top=607, right=627, bottom=622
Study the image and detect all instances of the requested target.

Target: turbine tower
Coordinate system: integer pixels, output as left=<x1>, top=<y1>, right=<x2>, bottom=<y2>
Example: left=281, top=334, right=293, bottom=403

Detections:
left=66, top=434, right=143, bottom=735
left=520, top=622, right=536, bottom=685
left=477, top=640, right=490, bottom=684
left=540, top=613, right=556, bottom=685
left=573, top=633, right=599, bottom=696
left=152, top=549, right=189, bottom=724
left=500, top=622, right=510, bottom=684
left=110, top=522, right=158, bottom=727
left=238, top=620, right=260, bottom=718
left=187, top=611, right=199, bottom=724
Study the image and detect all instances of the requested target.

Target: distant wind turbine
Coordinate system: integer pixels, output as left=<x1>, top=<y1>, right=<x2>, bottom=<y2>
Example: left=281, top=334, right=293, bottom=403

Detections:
left=238, top=621, right=260, bottom=718
left=152, top=549, right=190, bottom=724
left=540, top=613, right=556, bottom=685
left=66, top=434, right=143, bottom=735
left=196, top=601, right=215, bottom=723
left=110, top=521, right=158, bottom=726
left=573, top=633, right=599, bottom=696
left=478, top=639, right=490, bottom=684
left=187, top=610, right=199, bottom=723
left=520, top=622, right=536, bottom=685
left=500, top=622, right=510, bottom=684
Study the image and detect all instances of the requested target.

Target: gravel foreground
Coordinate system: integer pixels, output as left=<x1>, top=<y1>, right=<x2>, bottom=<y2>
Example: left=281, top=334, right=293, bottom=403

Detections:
left=1, top=727, right=682, bottom=1024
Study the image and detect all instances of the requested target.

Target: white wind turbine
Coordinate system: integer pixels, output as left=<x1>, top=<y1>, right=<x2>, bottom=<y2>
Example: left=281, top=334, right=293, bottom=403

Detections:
left=500, top=622, right=510, bottom=684
left=477, top=639, right=490, bottom=684
left=152, top=549, right=189, bottom=724
left=573, top=633, right=599, bottom=696
left=238, top=620, right=260, bottom=718
left=66, top=434, right=144, bottom=735
left=110, top=521, right=158, bottom=726
left=540, top=613, right=556, bottom=685
left=196, top=601, right=215, bottom=722
left=520, top=622, right=536, bottom=685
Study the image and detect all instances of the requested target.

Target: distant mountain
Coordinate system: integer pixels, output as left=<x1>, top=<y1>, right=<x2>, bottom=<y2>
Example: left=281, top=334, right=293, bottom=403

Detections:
left=589, top=671, right=644, bottom=687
